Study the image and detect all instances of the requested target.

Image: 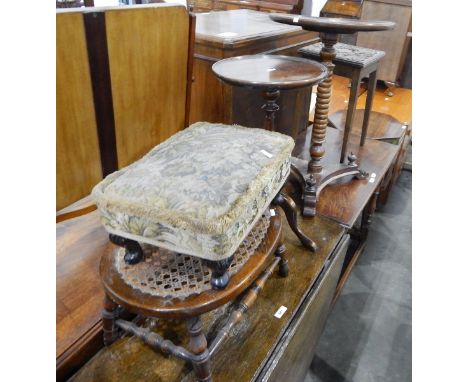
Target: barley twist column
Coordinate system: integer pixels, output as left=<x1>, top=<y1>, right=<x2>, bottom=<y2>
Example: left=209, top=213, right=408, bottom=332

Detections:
left=309, top=33, right=339, bottom=173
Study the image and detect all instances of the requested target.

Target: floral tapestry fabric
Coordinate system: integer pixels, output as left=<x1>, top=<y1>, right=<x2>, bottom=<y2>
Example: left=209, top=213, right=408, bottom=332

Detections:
left=92, top=122, right=294, bottom=261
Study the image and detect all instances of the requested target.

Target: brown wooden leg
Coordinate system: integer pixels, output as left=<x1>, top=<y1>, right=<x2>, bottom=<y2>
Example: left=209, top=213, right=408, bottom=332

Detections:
left=186, top=316, right=212, bottom=382
left=102, top=295, right=119, bottom=346
left=272, top=192, right=317, bottom=252
left=360, top=190, right=379, bottom=242
left=262, top=89, right=280, bottom=132
left=275, top=242, right=289, bottom=277
left=360, top=70, right=378, bottom=146
left=204, top=255, right=234, bottom=290
left=309, top=33, right=338, bottom=174
left=340, top=70, right=361, bottom=163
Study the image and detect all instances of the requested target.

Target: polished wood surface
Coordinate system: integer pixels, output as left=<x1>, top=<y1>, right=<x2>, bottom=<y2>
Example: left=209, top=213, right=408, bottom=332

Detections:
left=194, top=10, right=315, bottom=56
left=326, top=75, right=412, bottom=124
left=67, top=213, right=346, bottom=382
left=214, top=0, right=304, bottom=14
left=101, top=214, right=282, bottom=319
left=293, top=126, right=399, bottom=227
left=330, top=109, right=406, bottom=140
left=356, top=0, right=412, bottom=83
left=189, top=10, right=319, bottom=127
left=57, top=4, right=194, bottom=210
left=105, top=5, right=190, bottom=168
left=56, top=12, right=102, bottom=211
left=269, top=13, right=395, bottom=34
left=212, top=55, right=327, bottom=90
left=56, top=212, right=109, bottom=369
left=321, top=0, right=363, bottom=18
left=264, top=235, right=349, bottom=382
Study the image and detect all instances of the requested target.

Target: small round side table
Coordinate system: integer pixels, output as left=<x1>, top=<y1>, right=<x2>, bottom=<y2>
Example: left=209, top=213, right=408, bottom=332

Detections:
left=212, top=54, right=328, bottom=249
left=212, top=55, right=328, bottom=133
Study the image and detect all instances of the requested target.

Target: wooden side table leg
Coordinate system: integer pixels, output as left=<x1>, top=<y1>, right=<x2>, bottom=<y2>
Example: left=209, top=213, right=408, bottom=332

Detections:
left=360, top=70, right=378, bottom=146
left=309, top=33, right=338, bottom=174
left=261, top=89, right=280, bottom=132
left=186, top=316, right=212, bottom=382
left=102, top=295, right=119, bottom=346
left=340, top=70, right=361, bottom=163
left=272, top=192, right=317, bottom=252
left=360, top=189, right=379, bottom=242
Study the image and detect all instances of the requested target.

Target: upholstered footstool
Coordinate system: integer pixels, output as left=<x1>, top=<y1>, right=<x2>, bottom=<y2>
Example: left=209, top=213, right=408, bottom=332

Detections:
left=92, top=121, right=311, bottom=288
left=92, top=122, right=314, bottom=381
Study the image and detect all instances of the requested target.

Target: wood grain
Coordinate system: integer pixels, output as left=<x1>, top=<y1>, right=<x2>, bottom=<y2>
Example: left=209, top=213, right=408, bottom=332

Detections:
left=321, top=0, right=363, bottom=18
left=56, top=211, right=109, bottom=359
left=293, top=126, right=399, bottom=227
left=67, top=212, right=346, bottom=382
left=56, top=12, right=102, bottom=211
left=356, top=0, right=412, bottom=83
left=105, top=5, right=190, bottom=168
left=189, top=10, right=319, bottom=126
left=100, top=214, right=282, bottom=319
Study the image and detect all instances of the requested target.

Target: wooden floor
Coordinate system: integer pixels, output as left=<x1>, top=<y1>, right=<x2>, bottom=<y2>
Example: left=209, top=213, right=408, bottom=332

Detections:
left=324, top=76, right=412, bottom=125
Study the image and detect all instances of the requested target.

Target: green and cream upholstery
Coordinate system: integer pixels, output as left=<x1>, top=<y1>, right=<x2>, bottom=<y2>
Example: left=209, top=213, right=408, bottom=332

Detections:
left=92, top=122, right=294, bottom=262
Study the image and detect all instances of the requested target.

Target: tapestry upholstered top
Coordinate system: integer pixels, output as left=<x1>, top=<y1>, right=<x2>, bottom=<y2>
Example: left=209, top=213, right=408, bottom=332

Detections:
left=92, top=122, right=294, bottom=261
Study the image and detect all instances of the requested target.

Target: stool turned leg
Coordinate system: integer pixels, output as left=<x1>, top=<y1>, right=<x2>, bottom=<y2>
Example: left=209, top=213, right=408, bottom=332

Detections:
left=272, top=192, right=317, bottom=252
left=275, top=242, right=289, bottom=277
left=360, top=70, right=378, bottom=146
left=102, top=295, right=119, bottom=346
left=204, top=255, right=234, bottom=290
left=186, top=317, right=212, bottom=382
left=109, top=234, right=144, bottom=265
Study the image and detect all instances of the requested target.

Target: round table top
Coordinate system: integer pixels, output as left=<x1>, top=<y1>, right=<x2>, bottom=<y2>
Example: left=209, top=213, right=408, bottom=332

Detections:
left=269, top=14, right=395, bottom=34
left=212, top=55, right=328, bottom=90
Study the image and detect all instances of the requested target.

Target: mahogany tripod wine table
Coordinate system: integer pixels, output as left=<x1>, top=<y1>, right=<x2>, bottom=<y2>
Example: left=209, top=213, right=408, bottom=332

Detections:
left=269, top=14, right=395, bottom=216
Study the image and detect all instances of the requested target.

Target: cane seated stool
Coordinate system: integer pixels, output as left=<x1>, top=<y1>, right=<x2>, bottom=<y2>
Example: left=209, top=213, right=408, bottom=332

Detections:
left=92, top=122, right=311, bottom=381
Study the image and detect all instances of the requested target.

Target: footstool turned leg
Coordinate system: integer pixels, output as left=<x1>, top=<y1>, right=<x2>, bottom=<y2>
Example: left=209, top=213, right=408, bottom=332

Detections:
left=102, top=295, right=119, bottom=346
left=275, top=242, right=289, bottom=277
left=109, top=234, right=144, bottom=265
left=205, top=256, right=234, bottom=290
left=272, top=192, right=318, bottom=252
left=186, top=316, right=212, bottom=382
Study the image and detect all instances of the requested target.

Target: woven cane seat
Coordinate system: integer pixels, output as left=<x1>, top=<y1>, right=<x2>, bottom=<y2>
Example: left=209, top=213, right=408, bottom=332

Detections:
left=100, top=209, right=282, bottom=318
left=93, top=122, right=294, bottom=262
left=116, top=210, right=271, bottom=299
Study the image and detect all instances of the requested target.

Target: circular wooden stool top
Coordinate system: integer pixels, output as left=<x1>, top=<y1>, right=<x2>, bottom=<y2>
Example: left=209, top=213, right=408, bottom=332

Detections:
left=330, top=110, right=408, bottom=141
left=212, top=54, right=328, bottom=90
left=100, top=211, right=282, bottom=319
left=269, top=14, right=395, bottom=34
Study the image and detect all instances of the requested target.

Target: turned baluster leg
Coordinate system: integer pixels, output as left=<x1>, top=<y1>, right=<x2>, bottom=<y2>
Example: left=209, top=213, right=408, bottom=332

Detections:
left=102, top=295, right=119, bottom=346
left=204, top=255, right=234, bottom=290
left=275, top=241, right=289, bottom=277
left=186, top=317, right=212, bottom=382
left=309, top=33, right=339, bottom=174
left=262, top=89, right=280, bottom=132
